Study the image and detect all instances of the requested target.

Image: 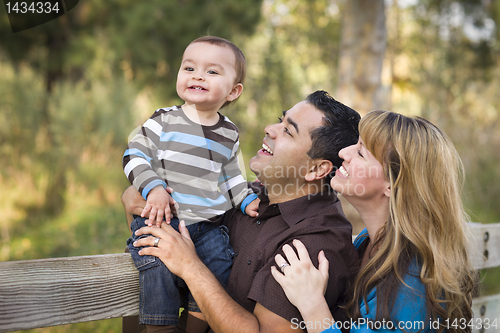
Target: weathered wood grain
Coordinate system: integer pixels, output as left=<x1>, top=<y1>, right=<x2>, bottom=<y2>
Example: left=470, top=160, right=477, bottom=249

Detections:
left=0, top=253, right=139, bottom=332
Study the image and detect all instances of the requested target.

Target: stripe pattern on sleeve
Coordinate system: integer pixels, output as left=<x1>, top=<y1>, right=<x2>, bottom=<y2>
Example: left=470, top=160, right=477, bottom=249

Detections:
left=123, top=105, right=251, bottom=224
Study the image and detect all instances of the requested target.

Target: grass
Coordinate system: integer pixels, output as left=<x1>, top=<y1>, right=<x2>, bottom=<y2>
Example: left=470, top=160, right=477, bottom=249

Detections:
left=17, top=318, right=122, bottom=333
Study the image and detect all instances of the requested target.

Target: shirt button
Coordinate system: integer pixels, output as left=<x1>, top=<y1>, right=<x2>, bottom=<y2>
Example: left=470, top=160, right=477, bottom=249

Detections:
left=256, top=221, right=261, bottom=225
left=247, top=260, right=252, bottom=265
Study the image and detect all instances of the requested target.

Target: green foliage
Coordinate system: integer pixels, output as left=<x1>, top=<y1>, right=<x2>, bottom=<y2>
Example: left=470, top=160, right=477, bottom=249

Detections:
left=387, top=1, right=500, bottom=223
left=0, top=57, right=135, bottom=261
left=480, top=267, right=500, bottom=296
left=0, top=62, right=45, bottom=159
left=74, top=0, right=262, bottom=96
left=17, top=318, right=121, bottom=333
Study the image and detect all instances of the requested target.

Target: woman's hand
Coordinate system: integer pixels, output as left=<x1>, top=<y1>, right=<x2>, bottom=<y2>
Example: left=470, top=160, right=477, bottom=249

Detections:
left=132, top=220, right=201, bottom=278
left=271, top=239, right=332, bottom=322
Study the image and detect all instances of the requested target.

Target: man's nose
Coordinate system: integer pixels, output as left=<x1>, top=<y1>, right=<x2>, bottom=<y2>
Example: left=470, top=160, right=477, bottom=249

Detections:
left=264, top=123, right=278, bottom=138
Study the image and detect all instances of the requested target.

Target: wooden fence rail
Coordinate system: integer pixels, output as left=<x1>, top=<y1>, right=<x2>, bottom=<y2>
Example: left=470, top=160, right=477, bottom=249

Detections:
left=0, top=223, right=499, bottom=333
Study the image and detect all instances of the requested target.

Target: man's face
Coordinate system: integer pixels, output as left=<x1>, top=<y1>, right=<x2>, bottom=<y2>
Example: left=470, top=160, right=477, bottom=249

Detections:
left=249, top=101, right=324, bottom=186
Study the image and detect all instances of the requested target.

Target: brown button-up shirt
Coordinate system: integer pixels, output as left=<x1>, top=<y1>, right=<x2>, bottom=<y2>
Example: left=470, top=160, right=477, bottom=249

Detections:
left=223, top=183, right=358, bottom=322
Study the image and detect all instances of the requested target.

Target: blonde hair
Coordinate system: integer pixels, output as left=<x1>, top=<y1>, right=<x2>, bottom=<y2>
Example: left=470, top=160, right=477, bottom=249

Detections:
left=347, top=110, right=476, bottom=332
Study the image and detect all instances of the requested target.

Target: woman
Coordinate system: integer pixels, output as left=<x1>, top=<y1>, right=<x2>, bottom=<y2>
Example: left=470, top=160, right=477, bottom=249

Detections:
left=272, top=110, right=476, bottom=333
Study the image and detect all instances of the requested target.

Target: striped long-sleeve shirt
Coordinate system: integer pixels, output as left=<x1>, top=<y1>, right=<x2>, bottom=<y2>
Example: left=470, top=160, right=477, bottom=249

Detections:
left=123, top=106, right=253, bottom=225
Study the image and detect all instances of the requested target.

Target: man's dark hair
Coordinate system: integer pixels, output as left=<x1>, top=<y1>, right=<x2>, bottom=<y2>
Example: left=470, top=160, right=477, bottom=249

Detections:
left=306, top=90, right=361, bottom=187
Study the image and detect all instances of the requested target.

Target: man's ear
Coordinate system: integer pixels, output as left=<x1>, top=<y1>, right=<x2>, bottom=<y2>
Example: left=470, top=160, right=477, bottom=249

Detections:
left=305, top=160, right=333, bottom=182
left=227, top=83, right=244, bottom=102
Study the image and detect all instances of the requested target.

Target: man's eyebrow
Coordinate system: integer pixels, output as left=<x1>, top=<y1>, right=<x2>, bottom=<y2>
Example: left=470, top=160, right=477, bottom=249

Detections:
left=282, top=110, right=299, bottom=134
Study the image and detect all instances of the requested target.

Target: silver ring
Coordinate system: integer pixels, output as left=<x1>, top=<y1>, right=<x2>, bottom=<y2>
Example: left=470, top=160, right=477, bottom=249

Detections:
left=153, top=237, right=160, bottom=247
left=279, top=262, right=290, bottom=273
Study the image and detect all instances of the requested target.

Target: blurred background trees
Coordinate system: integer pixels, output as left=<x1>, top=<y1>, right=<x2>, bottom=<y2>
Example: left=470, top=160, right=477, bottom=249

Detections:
left=337, top=0, right=387, bottom=115
left=1, top=0, right=500, bottom=331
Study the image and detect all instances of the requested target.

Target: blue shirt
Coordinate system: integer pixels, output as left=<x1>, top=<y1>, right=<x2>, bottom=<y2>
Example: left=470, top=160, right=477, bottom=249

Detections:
left=321, top=229, right=435, bottom=333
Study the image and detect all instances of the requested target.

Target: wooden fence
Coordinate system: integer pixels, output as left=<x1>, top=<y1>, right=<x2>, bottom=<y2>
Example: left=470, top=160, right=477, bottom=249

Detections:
left=0, top=223, right=499, bottom=333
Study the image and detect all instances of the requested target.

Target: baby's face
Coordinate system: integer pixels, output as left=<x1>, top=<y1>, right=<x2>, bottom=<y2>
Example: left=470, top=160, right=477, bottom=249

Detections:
left=176, top=42, right=240, bottom=112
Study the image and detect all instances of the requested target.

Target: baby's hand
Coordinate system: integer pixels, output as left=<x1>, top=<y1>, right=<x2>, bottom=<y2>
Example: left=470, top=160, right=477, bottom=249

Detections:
left=166, top=186, right=179, bottom=216
left=245, top=198, right=260, bottom=217
left=142, top=186, right=173, bottom=227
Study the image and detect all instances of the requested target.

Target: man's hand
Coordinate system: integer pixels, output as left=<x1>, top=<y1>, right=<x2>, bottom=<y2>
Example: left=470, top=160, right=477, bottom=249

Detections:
left=142, top=186, right=175, bottom=227
left=245, top=198, right=260, bottom=217
left=132, top=220, right=200, bottom=278
left=122, top=185, right=147, bottom=216
left=133, top=220, right=303, bottom=333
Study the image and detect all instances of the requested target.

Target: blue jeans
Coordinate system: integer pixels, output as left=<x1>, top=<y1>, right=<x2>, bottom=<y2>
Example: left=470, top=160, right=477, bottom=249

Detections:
left=127, top=216, right=234, bottom=325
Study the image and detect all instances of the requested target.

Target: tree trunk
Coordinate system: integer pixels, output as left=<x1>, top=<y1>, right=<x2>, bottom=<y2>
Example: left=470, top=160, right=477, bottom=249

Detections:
left=42, top=33, right=67, bottom=216
left=336, top=0, right=387, bottom=115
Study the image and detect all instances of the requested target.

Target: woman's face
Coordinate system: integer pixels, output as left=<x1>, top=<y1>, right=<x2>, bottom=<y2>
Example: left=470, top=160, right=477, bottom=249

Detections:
left=330, top=137, right=390, bottom=201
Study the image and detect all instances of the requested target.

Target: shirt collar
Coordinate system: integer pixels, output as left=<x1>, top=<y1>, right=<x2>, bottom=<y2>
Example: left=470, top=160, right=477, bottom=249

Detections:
left=253, top=182, right=341, bottom=227
left=278, top=190, right=339, bottom=227
left=251, top=182, right=342, bottom=227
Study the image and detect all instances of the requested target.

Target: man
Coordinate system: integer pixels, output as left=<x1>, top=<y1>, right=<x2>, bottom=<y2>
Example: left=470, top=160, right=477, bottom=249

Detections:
left=123, top=91, right=361, bottom=333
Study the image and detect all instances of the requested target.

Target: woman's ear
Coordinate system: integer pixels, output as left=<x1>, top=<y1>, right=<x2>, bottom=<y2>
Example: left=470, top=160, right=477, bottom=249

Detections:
left=305, top=160, right=333, bottom=182
left=384, top=185, right=391, bottom=198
